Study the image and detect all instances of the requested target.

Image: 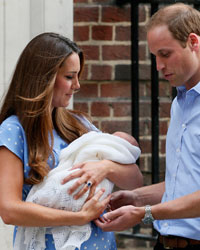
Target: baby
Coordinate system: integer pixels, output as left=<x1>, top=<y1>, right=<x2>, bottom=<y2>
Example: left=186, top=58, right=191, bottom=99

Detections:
left=14, top=131, right=141, bottom=250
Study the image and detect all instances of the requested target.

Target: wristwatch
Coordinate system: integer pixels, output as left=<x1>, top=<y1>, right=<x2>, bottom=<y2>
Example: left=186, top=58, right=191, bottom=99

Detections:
left=142, top=205, right=155, bottom=224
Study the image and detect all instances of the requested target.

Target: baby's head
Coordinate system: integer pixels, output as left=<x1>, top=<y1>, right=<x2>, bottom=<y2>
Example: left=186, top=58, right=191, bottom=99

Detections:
left=113, top=131, right=139, bottom=147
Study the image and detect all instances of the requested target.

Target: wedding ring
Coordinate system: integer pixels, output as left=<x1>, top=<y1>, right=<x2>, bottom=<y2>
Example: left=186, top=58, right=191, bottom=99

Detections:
left=86, top=181, right=93, bottom=188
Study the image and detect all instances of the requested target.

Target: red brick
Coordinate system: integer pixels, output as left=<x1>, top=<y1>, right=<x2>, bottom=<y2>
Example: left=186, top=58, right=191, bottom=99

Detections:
left=139, top=82, right=147, bottom=97
left=101, top=120, right=131, bottom=134
left=143, top=174, right=153, bottom=185
left=160, top=139, right=166, bottom=154
left=115, top=26, right=131, bottom=41
left=139, top=25, right=147, bottom=41
left=138, top=156, right=146, bottom=172
left=72, top=1, right=170, bottom=189
left=139, top=139, right=151, bottom=153
left=92, top=0, right=109, bottom=3
left=139, top=64, right=151, bottom=80
left=79, top=64, right=88, bottom=80
left=139, top=5, right=146, bottom=23
left=115, top=64, right=131, bottom=81
left=102, top=45, right=131, bottom=60
left=159, top=172, right=166, bottom=182
left=75, top=83, right=98, bottom=98
left=92, top=120, right=100, bottom=129
left=139, top=119, right=151, bottom=136
left=92, top=25, right=113, bottom=40
left=140, top=156, right=152, bottom=173
left=101, top=82, right=131, bottom=98
left=139, top=81, right=151, bottom=97
left=159, top=102, right=171, bottom=118
left=74, top=0, right=89, bottom=2
left=91, top=65, right=112, bottom=80
left=112, top=102, right=131, bottom=117
left=139, top=44, right=146, bottom=61
left=159, top=156, right=166, bottom=172
left=145, top=81, right=151, bottom=97
left=159, top=80, right=171, bottom=97
left=139, top=102, right=151, bottom=117
left=79, top=45, right=99, bottom=60
left=146, top=156, right=152, bottom=172
left=74, top=6, right=99, bottom=22
left=102, top=6, right=130, bottom=22
left=74, top=26, right=89, bottom=41
left=91, top=102, right=110, bottom=117
left=74, top=102, right=89, bottom=113
left=159, top=120, right=168, bottom=135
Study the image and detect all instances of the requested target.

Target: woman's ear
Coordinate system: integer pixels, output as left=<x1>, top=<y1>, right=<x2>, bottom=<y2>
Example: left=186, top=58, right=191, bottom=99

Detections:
left=188, top=33, right=200, bottom=51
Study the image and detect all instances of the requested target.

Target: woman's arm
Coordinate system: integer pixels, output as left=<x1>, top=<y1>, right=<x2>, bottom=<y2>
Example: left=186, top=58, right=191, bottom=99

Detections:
left=0, top=147, right=109, bottom=227
left=62, top=159, right=143, bottom=200
left=103, top=160, right=143, bottom=190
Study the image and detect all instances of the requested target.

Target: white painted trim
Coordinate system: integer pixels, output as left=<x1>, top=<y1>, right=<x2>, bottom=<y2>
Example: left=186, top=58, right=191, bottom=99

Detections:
left=30, top=0, right=45, bottom=39
left=0, top=1, right=74, bottom=248
left=30, top=0, right=73, bottom=39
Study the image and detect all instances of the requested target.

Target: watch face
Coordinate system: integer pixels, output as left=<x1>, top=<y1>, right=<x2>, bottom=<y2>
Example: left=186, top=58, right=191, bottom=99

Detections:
left=143, top=217, right=153, bottom=224
left=142, top=206, right=154, bottom=225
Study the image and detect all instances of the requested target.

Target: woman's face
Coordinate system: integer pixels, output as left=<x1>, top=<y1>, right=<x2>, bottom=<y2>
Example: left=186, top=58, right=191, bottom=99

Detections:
left=52, top=52, right=80, bottom=108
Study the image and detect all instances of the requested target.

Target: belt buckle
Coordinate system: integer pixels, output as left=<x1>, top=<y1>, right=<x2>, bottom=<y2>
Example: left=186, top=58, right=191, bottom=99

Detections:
left=163, top=245, right=173, bottom=250
left=163, top=237, right=174, bottom=249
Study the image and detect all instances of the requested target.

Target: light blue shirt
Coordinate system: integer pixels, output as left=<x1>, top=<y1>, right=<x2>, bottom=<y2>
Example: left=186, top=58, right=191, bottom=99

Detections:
left=154, top=82, right=200, bottom=240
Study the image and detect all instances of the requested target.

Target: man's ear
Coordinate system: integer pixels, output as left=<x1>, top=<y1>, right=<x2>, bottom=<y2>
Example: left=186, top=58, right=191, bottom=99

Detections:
left=188, top=33, right=200, bottom=51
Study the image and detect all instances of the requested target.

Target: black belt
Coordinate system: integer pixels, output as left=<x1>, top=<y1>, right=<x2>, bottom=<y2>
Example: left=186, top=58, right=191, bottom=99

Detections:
left=158, top=234, right=200, bottom=249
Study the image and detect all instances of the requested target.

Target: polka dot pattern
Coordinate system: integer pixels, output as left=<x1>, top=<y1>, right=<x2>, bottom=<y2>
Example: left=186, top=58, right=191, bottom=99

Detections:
left=1, top=115, right=116, bottom=250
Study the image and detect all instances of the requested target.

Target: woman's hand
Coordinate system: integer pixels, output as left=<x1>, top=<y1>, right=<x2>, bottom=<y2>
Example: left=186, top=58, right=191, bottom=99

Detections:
left=62, top=160, right=109, bottom=200
left=80, top=189, right=111, bottom=224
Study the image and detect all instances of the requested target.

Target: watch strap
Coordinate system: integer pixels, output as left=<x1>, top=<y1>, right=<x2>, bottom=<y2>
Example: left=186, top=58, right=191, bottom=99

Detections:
left=142, top=205, right=154, bottom=224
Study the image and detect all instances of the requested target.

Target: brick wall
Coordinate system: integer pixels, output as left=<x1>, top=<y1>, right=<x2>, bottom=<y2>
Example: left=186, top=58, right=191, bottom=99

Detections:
left=73, top=0, right=172, bottom=184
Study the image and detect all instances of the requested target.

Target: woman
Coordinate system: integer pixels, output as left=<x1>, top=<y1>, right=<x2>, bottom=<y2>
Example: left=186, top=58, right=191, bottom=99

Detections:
left=0, top=32, right=143, bottom=250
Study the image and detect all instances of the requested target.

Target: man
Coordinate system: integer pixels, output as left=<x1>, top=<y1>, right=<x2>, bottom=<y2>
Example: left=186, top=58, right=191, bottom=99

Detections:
left=95, top=3, right=200, bottom=250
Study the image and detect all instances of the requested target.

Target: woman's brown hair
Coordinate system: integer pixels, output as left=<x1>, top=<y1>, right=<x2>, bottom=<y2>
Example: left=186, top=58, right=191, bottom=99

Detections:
left=0, top=32, right=90, bottom=184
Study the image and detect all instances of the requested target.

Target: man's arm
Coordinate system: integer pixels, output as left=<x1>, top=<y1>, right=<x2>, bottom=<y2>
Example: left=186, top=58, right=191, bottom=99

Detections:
left=152, top=189, right=200, bottom=220
left=110, top=181, right=165, bottom=210
left=95, top=182, right=165, bottom=231
left=96, top=184, right=200, bottom=232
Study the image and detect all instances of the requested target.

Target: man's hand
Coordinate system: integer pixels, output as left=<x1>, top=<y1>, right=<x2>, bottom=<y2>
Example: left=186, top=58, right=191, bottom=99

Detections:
left=110, top=182, right=165, bottom=210
left=109, top=190, right=137, bottom=210
left=94, top=205, right=144, bottom=231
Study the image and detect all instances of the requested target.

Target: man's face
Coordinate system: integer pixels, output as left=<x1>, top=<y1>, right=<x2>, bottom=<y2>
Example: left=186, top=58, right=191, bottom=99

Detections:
left=147, top=25, right=200, bottom=90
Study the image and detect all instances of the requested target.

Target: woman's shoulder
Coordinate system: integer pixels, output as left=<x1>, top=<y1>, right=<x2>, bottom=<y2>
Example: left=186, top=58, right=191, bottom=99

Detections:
left=0, top=115, right=25, bottom=138
left=1, top=115, right=22, bottom=128
left=0, top=115, right=26, bottom=158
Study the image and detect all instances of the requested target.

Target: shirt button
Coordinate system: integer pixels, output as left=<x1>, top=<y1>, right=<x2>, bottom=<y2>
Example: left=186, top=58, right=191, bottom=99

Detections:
left=182, top=123, right=186, bottom=128
left=176, top=148, right=180, bottom=153
left=163, top=223, right=168, bottom=227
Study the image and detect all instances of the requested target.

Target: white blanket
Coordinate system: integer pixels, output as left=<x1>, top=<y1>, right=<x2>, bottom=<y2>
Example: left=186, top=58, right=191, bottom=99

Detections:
left=14, top=131, right=141, bottom=250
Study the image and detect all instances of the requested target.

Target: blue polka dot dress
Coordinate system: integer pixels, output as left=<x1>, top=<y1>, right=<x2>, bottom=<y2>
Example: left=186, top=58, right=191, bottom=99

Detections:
left=0, top=115, right=117, bottom=250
